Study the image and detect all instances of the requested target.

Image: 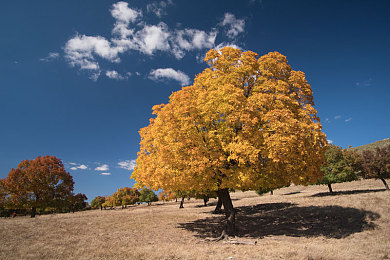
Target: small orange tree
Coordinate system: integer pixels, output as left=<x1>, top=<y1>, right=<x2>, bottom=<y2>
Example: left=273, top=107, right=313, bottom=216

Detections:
left=132, top=47, right=326, bottom=238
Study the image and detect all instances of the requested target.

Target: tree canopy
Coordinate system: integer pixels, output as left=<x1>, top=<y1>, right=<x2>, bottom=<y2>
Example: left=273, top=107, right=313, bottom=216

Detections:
left=132, top=47, right=326, bottom=237
left=318, top=144, right=360, bottom=192
left=139, top=188, right=158, bottom=205
left=2, top=156, right=74, bottom=217
left=360, top=144, right=390, bottom=190
left=133, top=47, right=326, bottom=193
left=91, top=196, right=106, bottom=209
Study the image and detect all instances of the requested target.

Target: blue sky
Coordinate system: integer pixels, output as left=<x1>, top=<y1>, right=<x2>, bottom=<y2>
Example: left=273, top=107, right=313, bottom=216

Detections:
left=1, top=0, right=389, bottom=201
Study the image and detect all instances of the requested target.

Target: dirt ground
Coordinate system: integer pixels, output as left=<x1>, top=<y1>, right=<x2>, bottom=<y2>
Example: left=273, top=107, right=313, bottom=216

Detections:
left=1, top=179, right=389, bottom=260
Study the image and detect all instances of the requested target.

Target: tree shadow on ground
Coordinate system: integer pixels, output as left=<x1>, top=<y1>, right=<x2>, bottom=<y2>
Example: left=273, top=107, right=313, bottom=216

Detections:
left=283, top=191, right=301, bottom=195
left=178, top=202, right=379, bottom=239
left=311, top=188, right=386, bottom=197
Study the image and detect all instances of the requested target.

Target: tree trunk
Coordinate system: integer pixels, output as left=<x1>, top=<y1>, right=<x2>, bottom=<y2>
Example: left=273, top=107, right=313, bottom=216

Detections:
left=217, top=188, right=235, bottom=237
left=203, top=197, right=209, bottom=207
left=214, top=196, right=223, bottom=213
left=270, top=190, right=273, bottom=195
left=179, top=196, right=185, bottom=208
left=31, top=207, right=36, bottom=218
left=328, top=184, right=333, bottom=193
left=380, top=178, right=389, bottom=190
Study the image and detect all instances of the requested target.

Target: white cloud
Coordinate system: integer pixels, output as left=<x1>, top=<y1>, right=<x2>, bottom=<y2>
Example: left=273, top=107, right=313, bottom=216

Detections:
left=220, top=13, right=245, bottom=39
left=133, top=23, right=171, bottom=55
left=327, top=140, right=334, bottom=144
left=106, top=70, right=127, bottom=80
left=172, top=29, right=217, bottom=59
left=147, top=0, right=173, bottom=18
left=69, top=163, right=88, bottom=170
left=118, top=160, right=137, bottom=171
left=149, top=68, right=190, bottom=86
left=95, top=164, right=109, bottom=171
left=40, top=52, right=60, bottom=62
left=64, top=2, right=244, bottom=81
left=64, top=34, right=122, bottom=79
left=111, top=2, right=142, bottom=24
left=345, top=117, right=352, bottom=122
left=100, top=172, right=111, bottom=176
left=78, top=164, right=88, bottom=170
left=334, top=115, right=341, bottom=120
left=215, top=42, right=243, bottom=50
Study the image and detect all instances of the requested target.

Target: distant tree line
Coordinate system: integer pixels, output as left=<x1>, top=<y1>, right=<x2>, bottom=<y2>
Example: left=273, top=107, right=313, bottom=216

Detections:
left=0, top=156, right=88, bottom=218
left=91, top=187, right=158, bottom=210
left=318, top=144, right=390, bottom=193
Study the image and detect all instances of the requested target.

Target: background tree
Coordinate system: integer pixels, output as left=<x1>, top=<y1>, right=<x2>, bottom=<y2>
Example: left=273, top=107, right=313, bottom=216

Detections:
left=91, top=196, right=106, bottom=209
left=133, top=47, right=327, bottom=239
left=360, top=144, right=390, bottom=190
left=68, top=193, right=88, bottom=212
left=318, top=144, right=359, bottom=193
left=102, top=195, right=117, bottom=209
left=3, top=156, right=74, bottom=217
left=0, top=179, right=8, bottom=209
left=139, top=188, right=158, bottom=206
left=113, top=187, right=140, bottom=207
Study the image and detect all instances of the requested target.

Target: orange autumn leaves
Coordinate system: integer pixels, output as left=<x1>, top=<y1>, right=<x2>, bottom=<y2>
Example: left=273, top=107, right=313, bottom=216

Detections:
left=132, top=47, right=327, bottom=193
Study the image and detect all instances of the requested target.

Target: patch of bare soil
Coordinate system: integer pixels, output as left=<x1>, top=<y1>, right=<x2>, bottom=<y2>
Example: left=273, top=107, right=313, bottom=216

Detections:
left=1, top=179, right=389, bottom=259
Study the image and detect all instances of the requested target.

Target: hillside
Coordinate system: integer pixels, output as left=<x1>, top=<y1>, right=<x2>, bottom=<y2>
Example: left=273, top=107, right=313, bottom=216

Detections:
left=348, top=138, right=390, bottom=153
left=1, top=179, right=389, bottom=259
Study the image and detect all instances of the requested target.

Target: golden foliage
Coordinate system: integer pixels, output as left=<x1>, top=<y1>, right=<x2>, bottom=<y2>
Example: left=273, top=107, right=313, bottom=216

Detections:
left=132, top=47, right=327, bottom=193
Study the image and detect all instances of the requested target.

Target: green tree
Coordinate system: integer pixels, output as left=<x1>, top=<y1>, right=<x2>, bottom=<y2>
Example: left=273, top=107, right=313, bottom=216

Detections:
left=91, top=196, right=106, bottom=209
left=360, top=144, right=390, bottom=190
left=139, top=188, right=158, bottom=206
left=318, top=144, right=359, bottom=193
left=133, top=47, right=327, bottom=239
left=3, top=156, right=74, bottom=217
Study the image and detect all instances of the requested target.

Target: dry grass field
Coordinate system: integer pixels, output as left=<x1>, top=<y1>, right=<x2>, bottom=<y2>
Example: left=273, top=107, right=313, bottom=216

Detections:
left=1, top=179, right=389, bottom=260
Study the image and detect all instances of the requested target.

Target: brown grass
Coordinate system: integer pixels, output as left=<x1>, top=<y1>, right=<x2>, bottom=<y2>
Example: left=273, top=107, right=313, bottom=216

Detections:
left=1, top=179, right=390, bottom=260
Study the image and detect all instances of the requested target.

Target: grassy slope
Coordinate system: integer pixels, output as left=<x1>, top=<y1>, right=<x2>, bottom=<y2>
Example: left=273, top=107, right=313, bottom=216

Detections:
left=348, top=138, right=390, bottom=153
left=1, top=179, right=389, bottom=260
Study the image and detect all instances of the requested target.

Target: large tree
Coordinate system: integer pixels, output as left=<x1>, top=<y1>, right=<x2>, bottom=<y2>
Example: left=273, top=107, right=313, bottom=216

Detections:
left=132, top=47, right=327, bottom=239
left=318, top=144, right=360, bottom=193
left=360, top=144, right=390, bottom=190
left=3, top=156, right=74, bottom=217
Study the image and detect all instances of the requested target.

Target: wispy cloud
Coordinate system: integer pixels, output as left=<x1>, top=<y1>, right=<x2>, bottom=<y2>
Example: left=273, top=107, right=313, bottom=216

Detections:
left=68, top=162, right=88, bottom=170
left=356, top=78, right=373, bottom=87
left=334, top=115, right=342, bottom=120
left=95, top=164, right=109, bottom=171
left=220, top=13, right=245, bottom=39
left=149, top=68, right=190, bottom=86
left=106, top=70, right=128, bottom=80
left=327, top=139, right=334, bottom=144
left=100, top=172, right=111, bottom=176
left=118, top=160, right=137, bottom=171
left=345, top=117, right=352, bottom=122
left=40, top=52, right=60, bottom=62
left=147, top=0, right=173, bottom=18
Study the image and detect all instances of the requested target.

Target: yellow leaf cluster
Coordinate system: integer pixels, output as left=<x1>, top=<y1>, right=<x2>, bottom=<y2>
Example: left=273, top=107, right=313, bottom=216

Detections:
left=132, top=47, right=327, bottom=193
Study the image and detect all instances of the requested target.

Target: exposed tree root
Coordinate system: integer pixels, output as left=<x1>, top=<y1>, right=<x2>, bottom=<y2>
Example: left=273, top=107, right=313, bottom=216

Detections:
left=205, top=232, right=257, bottom=245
